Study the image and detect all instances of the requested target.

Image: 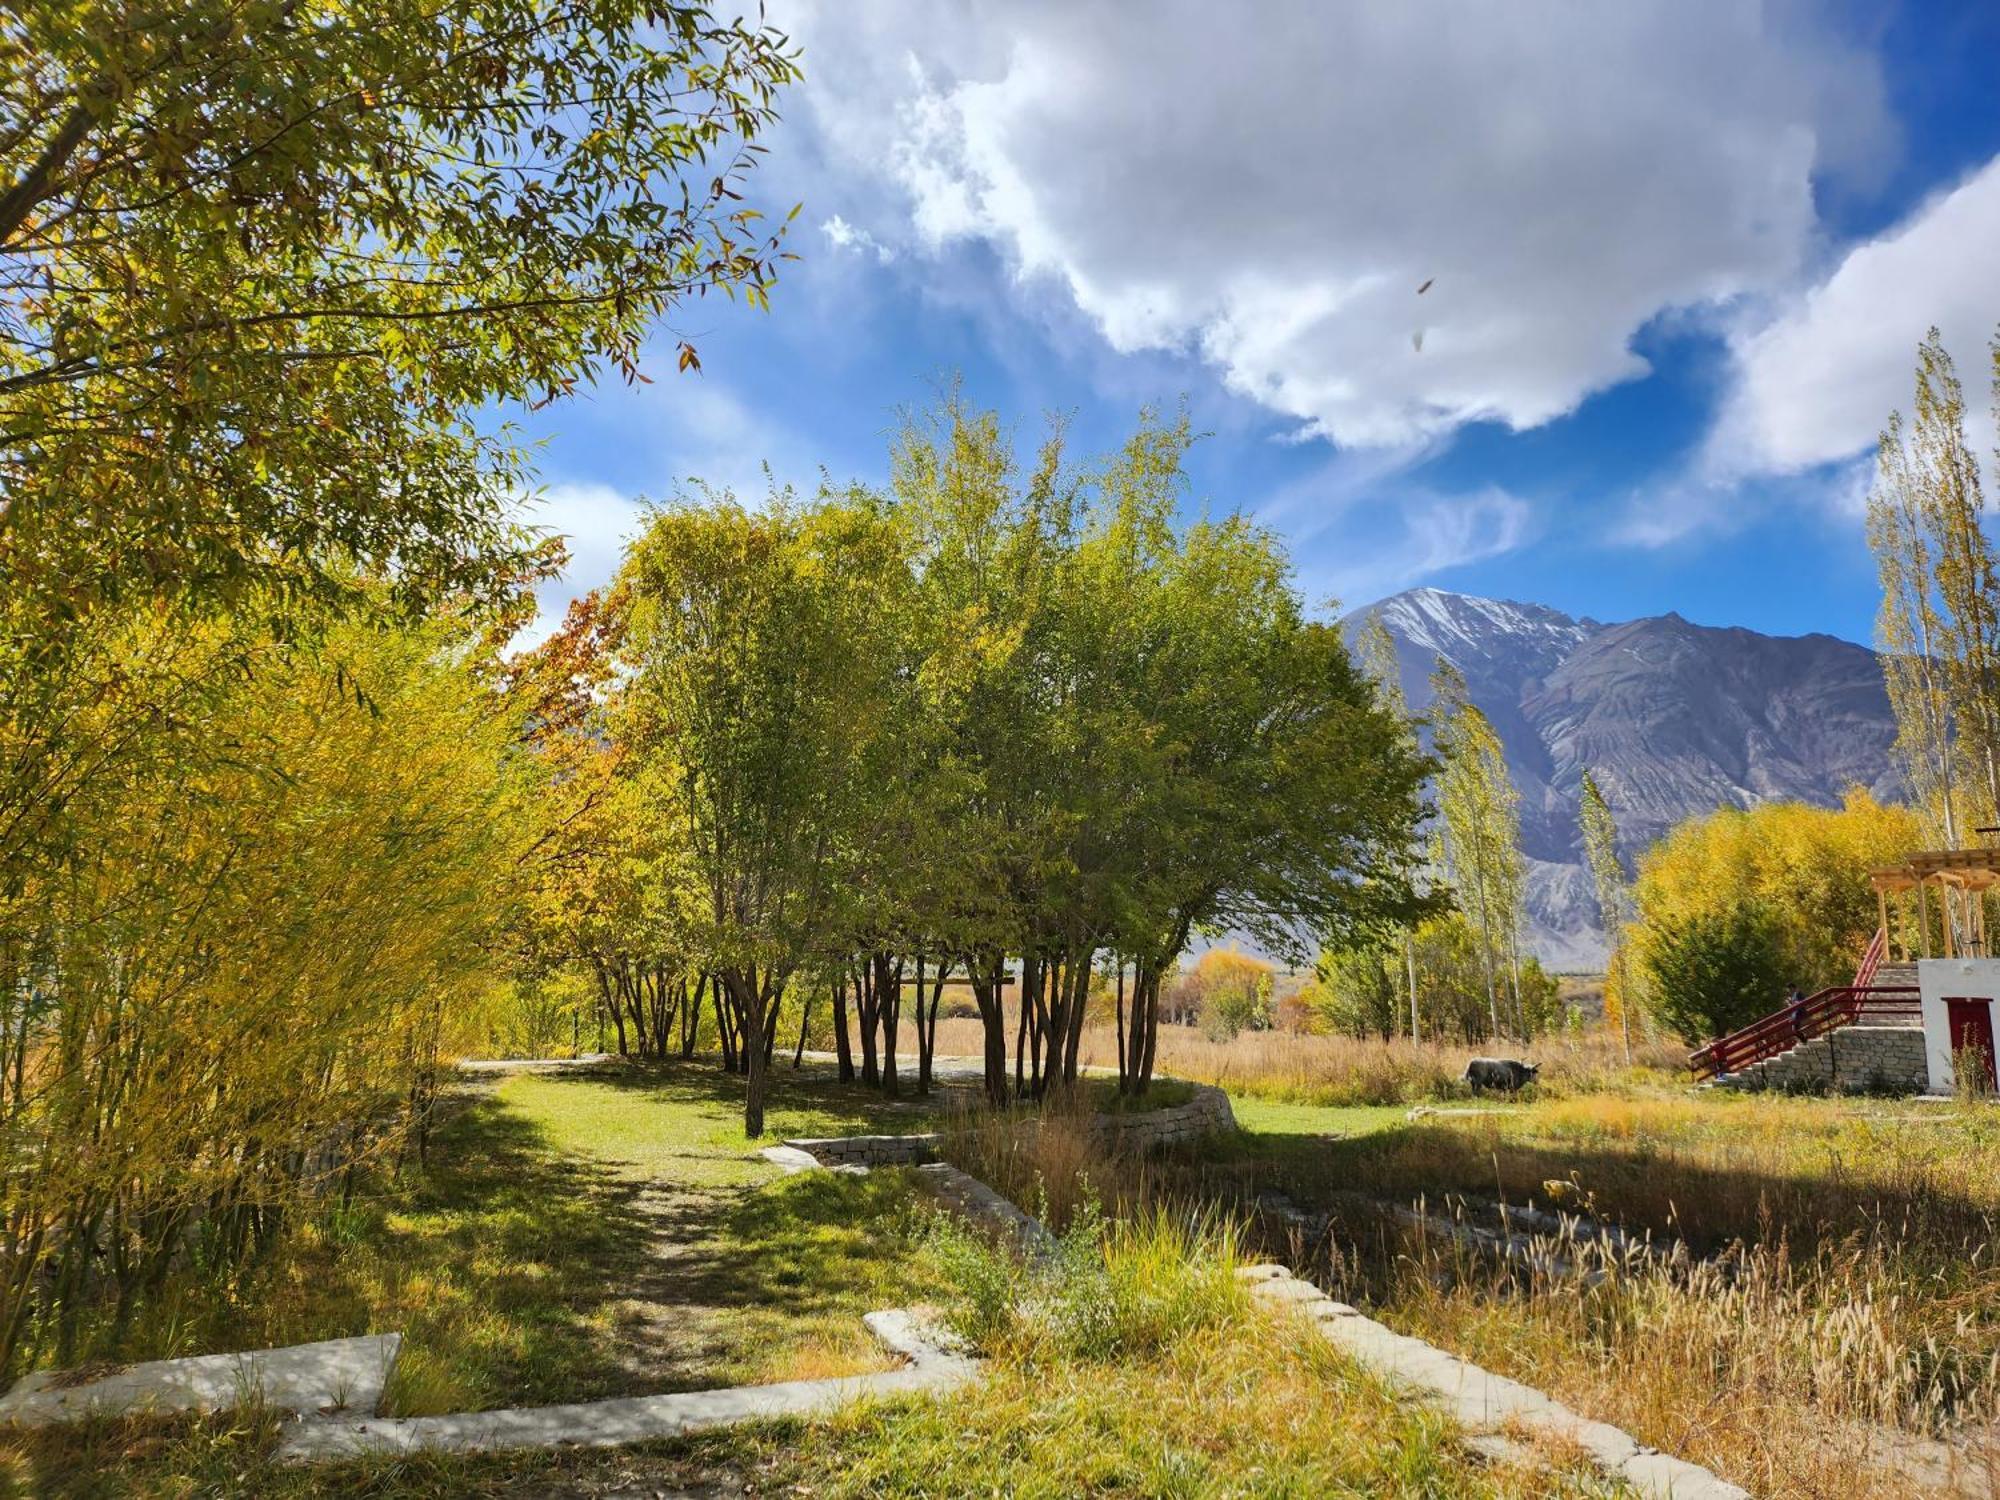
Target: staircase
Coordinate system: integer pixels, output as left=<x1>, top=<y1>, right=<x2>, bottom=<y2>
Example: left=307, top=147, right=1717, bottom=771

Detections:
left=1688, top=928, right=1921, bottom=1086
left=1721, top=1022, right=1928, bottom=1093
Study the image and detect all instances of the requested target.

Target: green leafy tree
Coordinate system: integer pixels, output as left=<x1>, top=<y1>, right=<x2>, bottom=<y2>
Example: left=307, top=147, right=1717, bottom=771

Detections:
left=1868, top=328, right=2000, bottom=853
left=616, top=491, right=906, bottom=1136
left=1314, top=945, right=1401, bottom=1040
left=1, top=0, right=800, bottom=625
left=1642, top=904, right=1790, bottom=1043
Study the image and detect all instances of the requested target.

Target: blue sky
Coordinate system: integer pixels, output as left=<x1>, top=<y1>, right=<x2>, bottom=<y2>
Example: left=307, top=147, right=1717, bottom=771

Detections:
left=514, top=1, right=2000, bottom=648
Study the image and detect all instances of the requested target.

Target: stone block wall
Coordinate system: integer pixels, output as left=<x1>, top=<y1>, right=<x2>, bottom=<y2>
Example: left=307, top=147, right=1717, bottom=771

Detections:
left=1723, top=1025, right=1928, bottom=1094
left=784, top=1084, right=1237, bottom=1168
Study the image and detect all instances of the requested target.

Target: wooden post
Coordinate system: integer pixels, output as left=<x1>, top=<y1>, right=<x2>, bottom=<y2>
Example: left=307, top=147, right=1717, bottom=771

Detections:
left=1919, top=879, right=1932, bottom=959
left=1878, top=888, right=1891, bottom=960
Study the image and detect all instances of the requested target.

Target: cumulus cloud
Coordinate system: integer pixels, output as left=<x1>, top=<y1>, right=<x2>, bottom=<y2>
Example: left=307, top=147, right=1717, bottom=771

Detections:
left=776, top=0, right=1886, bottom=449
left=510, top=481, right=648, bottom=649
left=1718, top=154, right=2000, bottom=478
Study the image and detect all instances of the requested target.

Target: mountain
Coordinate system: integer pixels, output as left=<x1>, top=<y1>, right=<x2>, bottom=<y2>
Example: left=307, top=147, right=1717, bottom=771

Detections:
left=1345, top=588, right=1901, bottom=970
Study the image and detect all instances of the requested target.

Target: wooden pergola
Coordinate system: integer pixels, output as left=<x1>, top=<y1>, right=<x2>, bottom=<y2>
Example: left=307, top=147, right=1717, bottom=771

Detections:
left=1869, top=847, right=2000, bottom=959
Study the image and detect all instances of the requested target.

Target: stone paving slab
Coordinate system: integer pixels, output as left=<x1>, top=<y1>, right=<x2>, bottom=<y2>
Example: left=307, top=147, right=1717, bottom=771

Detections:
left=0, top=1334, right=402, bottom=1427
left=277, top=1311, right=976, bottom=1463
left=1238, top=1267, right=1750, bottom=1500
left=457, top=1054, right=622, bottom=1075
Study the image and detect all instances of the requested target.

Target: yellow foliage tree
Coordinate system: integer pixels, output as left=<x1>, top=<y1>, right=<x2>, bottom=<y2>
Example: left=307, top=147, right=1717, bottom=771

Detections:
left=1627, top=791, right=1922, bottom=1009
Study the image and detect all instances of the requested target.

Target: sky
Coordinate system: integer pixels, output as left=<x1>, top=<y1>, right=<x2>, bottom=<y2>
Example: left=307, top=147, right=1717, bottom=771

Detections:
left=512, top=0, right=2000, bottom=649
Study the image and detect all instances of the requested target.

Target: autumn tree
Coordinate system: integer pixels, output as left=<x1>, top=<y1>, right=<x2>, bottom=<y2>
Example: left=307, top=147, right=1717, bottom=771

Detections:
left=1431, top=662, right=1525, bottom=1039
left=1868, top=328, right=2000, bottom=857
left=1578, top=770, right=1634, bottom=1060
left=1628, top=792, right=1920, bottom=1006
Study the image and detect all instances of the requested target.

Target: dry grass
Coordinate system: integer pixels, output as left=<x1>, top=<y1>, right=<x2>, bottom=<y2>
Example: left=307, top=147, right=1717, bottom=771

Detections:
left=1335, top=1219, right=2000, bottom=1498
left=933, top=1092, right=1146, bottom=1231
left=1227, top=1091, right=2000, bottom=1498
left=933, top=1017, right=1685, bottom=1106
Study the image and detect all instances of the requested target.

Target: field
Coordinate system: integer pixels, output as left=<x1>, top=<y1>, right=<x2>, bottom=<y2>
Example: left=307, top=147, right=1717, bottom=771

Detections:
left=1166, top=1080, right=2000, bottom=1497
left=12, top=1040, right=2000, bottom=1498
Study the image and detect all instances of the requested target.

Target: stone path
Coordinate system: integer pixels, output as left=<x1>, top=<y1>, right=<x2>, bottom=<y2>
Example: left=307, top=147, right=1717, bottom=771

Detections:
left=277, top=1310, right=975, bottom=1462
left=1238, top=1264, right=1749, bottom=1500
left=0, top=1334, right=402, bottom=1427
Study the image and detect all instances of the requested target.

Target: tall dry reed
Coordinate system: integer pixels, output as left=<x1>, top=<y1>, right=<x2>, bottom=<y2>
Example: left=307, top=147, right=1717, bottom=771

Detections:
left=931, top=1018, right=1684, bottom=1106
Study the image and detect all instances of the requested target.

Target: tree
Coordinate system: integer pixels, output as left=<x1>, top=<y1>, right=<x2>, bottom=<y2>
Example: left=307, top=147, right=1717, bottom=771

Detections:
left=1355, top=617, right=1428, bottom=1039
left=1431, top=662, right=1525, bottom=1039
left=1578, top=770, right=1634, bottom=1060
left=1642, top=904, right=1789, bottom=1043
left=1629, top=792, right=1921, bottom=1000
left=1, top=0, right=800, bottom=627
left=1314, top=945, right=1401, bottom=1040
left=1868, top=328, right=2000, bottom=854
left=0, top=597, right=532, bottom=1369
left=615, top=491, right=906, bottom=1136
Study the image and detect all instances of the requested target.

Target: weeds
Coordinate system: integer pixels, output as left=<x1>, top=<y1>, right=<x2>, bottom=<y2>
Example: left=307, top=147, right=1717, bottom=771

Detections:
left=933, top=1018, right=1684, bottom=1106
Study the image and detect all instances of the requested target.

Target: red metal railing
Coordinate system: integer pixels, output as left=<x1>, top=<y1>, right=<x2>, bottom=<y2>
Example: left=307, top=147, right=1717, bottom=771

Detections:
left=1852, top=925, right=1886, bottom=989
left=1688, top=983, right=1921, bottom=1082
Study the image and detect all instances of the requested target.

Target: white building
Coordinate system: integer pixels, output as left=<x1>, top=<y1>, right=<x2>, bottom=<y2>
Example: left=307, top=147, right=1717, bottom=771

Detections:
left=1917, top=958, right=2000, bottom=1094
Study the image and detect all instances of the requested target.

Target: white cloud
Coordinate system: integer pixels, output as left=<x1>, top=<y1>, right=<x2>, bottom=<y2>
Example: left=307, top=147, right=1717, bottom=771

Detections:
left=776, top=0, right=1887, bottom=449
left=821, top=213, right=895, bottom=263
left=1295, top=485, right=1532, bottom=611
left=511, top=481, right=647, bottom=650
left=1719, top=154, right=2000, bottom=478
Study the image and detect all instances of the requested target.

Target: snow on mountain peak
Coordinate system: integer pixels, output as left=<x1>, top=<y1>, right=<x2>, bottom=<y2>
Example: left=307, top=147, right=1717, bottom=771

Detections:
left=1370, top=587, right=1589, bottom=662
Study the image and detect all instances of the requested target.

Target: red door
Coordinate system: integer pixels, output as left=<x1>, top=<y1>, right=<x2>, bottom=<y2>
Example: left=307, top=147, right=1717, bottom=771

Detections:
left=1946, top=998, right=1998, bottom=1091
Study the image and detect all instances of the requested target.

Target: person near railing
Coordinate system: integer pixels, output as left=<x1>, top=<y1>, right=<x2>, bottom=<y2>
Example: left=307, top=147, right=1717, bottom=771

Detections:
left=1787, top=984, right=1807, bottom=1040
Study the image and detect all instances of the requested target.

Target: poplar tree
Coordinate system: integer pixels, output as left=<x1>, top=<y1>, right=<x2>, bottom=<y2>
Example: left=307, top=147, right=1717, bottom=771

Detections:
left=1868, top=328, right=2000, bottom=852
left=1431, top=660, right=1524, bottom=1040
left=1578, top=770, right=1633, bottom=1061
left=1357, top=618, right=1425, bottom=1038
left=1871, top=406, right=1961, bottom=845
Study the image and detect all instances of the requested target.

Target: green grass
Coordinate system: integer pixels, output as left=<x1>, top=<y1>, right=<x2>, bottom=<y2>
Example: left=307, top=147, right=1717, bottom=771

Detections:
left=84, top=1204, right=1602, bottom=1499
left=0, top=1060, right=959, bottom=1497
left=6, top=1061, right=1585, bottom=1499
left=1225, top=1094, right=1421, bottom=1138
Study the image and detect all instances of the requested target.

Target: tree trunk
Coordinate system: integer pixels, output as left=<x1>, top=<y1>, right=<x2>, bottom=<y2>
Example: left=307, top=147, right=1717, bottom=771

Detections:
left=874, top=952, right=903, bottom=1097
left=832, top=976, right=855, bottom=1082
left=971, top=950, right=1009, bottom=1106
left=739, top=966, right=771, bottom=1138
left=855, top=960, right=880, bottom=1087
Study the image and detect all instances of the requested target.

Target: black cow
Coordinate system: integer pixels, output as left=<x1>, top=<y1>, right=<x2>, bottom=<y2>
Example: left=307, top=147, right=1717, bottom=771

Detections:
left=1464, top=1057, right=1539, bottom=1093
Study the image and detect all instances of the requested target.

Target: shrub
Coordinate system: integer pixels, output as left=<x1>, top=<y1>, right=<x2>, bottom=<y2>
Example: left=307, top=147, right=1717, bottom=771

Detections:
left=1641, top=902, right=1790, bottom=1041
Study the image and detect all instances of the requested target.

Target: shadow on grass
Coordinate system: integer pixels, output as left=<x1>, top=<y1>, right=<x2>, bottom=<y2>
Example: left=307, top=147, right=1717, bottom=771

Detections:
left=1162, top=1119, right=2000, bottom=1260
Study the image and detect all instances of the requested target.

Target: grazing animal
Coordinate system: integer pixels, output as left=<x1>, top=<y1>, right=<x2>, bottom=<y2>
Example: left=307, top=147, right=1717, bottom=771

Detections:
left=1464, top=1057, right=1539, bottom=1093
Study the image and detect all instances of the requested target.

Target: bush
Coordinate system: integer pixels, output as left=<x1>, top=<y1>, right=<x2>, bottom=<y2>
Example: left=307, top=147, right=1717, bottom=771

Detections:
left=1641, top=902, right=1790, bottom=1041
left=923, top=1203, right=1244, bottom=1364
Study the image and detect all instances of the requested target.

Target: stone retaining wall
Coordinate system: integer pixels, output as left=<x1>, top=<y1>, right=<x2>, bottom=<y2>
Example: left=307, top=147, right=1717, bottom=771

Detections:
left=782, top=1083, right=1237, bottom=1168
left=1722, top=1025, right=1928, bottom=1094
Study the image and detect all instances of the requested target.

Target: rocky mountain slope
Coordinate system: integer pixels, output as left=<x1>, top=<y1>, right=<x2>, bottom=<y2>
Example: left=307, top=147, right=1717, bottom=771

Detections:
left=1345, top=588, right=1900, bottom=969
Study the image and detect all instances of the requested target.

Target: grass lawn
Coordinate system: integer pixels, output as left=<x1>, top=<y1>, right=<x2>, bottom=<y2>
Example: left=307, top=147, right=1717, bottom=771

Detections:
left=0, top=1061, right=959, bottom=1498
left=0, top=1062, right=1597, bottom=1500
